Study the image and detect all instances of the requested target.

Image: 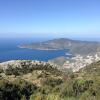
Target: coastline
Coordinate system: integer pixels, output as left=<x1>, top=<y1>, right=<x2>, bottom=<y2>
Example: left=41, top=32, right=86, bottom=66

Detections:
left=18, top=45, right=63, bottom=51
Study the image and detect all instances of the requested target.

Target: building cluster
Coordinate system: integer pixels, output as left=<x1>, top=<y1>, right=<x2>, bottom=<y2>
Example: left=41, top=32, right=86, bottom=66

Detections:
left=63, top=52, right=100, bottom=72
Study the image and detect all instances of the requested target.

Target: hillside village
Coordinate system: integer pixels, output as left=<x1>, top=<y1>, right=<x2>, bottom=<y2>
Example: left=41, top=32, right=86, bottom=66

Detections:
left=63, top=52, right=100, bottom=72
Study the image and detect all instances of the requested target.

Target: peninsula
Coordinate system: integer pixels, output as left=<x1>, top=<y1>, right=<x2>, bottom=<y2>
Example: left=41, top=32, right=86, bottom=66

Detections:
left=20, top=38, right=100, bottom=55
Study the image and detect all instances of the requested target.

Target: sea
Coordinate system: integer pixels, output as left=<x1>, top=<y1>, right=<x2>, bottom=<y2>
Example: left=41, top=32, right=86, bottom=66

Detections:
left=0, top=38, right=71, bottom=62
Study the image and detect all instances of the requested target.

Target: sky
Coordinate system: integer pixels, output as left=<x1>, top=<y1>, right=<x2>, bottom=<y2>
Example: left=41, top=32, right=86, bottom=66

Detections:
left=0, top=0, right=100, bottom=39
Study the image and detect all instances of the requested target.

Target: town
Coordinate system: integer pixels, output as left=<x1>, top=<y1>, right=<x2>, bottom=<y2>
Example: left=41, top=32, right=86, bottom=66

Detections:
left=63, top=52, right=100, bottom=72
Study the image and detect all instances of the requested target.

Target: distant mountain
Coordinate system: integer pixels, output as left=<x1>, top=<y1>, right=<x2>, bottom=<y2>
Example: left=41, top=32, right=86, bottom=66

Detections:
left=20, top=38, right=100, bottom=55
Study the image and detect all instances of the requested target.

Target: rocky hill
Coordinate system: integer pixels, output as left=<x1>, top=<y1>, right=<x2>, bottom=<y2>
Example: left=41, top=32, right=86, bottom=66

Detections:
left=0, top=60, right=100, bottom=100
left=0, top=60, right=60, bottom=76
left=20, top=38, right=100, bottom=55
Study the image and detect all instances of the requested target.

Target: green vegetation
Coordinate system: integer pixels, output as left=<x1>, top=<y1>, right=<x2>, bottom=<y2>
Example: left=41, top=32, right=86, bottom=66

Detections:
left=3, top=61, right=61, bottom=76
left=0, top=60, right=100, bottom=100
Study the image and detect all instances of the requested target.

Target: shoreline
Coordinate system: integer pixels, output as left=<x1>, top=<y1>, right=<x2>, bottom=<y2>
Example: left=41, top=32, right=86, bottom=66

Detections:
left=18, top=45, right=65, bottom=51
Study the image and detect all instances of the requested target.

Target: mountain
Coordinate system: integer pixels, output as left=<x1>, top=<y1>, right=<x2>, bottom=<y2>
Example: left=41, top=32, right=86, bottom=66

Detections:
left=0, top=60, right=100, bottom=100
left=20, top=38, right=100, bottom=55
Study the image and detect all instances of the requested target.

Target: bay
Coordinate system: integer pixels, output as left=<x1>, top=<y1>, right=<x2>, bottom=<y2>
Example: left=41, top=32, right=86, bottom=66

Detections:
left=0, top=38, right=70, bottom=62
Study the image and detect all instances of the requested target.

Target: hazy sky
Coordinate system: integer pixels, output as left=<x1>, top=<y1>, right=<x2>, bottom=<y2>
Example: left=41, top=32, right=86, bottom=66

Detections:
left=0, top=0, right=100, bottom=39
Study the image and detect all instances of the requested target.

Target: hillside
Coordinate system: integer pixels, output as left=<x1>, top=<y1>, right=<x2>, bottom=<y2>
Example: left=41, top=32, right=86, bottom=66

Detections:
left=0, top=60, right=100, bottom=100
left=78, top=60, right=100, bottom=77
left=20, top=38, right=100, bottom=55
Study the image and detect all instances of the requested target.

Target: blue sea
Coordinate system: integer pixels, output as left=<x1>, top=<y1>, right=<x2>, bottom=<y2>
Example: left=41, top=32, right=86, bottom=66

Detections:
left=0, top=38, right=70, bottom=62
